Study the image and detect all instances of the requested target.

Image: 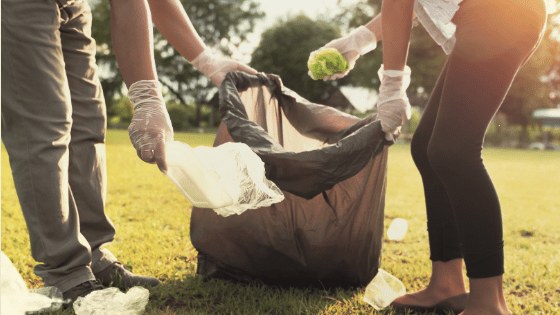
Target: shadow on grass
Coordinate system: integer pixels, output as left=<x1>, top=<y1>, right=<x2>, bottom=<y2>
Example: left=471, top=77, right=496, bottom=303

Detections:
left=41, top=276, right=445, bottom=315
left=145, top=275, right=361, bottom=315
left=145, top=276, right=456, bottom=315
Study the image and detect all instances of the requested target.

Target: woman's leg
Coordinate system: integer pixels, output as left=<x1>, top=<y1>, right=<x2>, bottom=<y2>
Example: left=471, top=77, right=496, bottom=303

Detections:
left=393, top=62, right=468, bottom=309
left=425, top=1, right=546, bottom=313
left=411, top=62, right=464, bottom=265
left=396, top=0, right=547, bottom=312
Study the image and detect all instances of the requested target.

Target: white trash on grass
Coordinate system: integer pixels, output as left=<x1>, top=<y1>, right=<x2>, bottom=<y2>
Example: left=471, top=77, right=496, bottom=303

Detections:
left=165, top=141, right=284, bottom=217
left=73, top=287, right=149, bottom=315
left=1, top=251, right=64, bottom=315
left=363, top=268, right=406, bottom=310
left=387, top=218, right=409, bottom=241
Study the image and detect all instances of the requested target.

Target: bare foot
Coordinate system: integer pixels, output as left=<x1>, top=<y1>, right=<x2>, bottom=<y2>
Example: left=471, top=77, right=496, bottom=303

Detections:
left=392, top=286, right=468, bottom=308
left=393, top=259, right=468, bottom=308
left=458, top=275, right=511, bottom=315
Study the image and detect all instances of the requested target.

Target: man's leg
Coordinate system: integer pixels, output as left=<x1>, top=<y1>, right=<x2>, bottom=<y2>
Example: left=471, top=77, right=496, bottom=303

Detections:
left=59, top=0, right=160, bottom=289
left=1, top=0, right=95, bottom=292
left=58, top=0, right=117, bottom=275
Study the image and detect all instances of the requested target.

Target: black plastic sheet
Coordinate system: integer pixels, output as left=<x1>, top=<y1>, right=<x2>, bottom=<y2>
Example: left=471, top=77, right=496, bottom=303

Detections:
left=191, top=72, right=389, bottom=287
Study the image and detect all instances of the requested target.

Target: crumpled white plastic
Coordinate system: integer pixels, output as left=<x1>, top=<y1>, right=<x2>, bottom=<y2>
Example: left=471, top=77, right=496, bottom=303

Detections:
left=165, top=141, right=285, bottom=217
left=387, top=218, right=409, bottom=241
left=73, top=287, right=149, bottom=315
left=363, top=268, right=406, bottom=310
left=1, top=251, right=64, bottom=315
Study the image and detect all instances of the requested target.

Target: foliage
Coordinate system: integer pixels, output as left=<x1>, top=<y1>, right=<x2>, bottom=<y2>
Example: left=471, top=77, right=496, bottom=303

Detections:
left=107, top=96, right=133, bottom=129
left=333, top=0, right=560, bottom=125
left=91, top=0, right=121, bottom=108
left=91, top=0, right=264, bottom=127
left=545, top=7, right=560, bottom=103
left=167, top=102, right=193, bottom=131
left=250, top=15, right=344, bottom=102
left=330, top=0, right=383, bottom=89
left=334, top=0, right=380, bottom=30
left=501, top=18, right=559, bottom=127
left=91, top=0, right=559, bottom=131
left=2, top=130, right=560, bottom=314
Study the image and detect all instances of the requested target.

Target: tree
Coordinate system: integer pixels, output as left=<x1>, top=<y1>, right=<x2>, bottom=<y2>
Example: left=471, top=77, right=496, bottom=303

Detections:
left=544, top=8, right=560, bottom=105
left=501, top=15, right=560, bottom=127
left=250, top=15, right=344, bottom=103
left=91, top=0, right=264, bottom=126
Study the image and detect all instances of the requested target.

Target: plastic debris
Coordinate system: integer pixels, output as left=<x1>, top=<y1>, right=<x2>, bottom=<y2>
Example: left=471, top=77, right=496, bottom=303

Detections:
left=1, top=251, right=64, bottom=315
left=387, top=218, right=409, bottom=241
left=166, top=141, right=284, bottom=217
left=73, top=286, right=149, bottom=315
left=363, top=268, right=406, bottom=310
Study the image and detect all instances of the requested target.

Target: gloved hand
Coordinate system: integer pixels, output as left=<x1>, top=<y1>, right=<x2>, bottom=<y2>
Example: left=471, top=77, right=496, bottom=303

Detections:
left=127, top=80, right=174, bottom=172
left=310, top=26, right=377, bottom=81
left=191, top=49, right=258, bottom=86
left=376, top=65, right=412, bottom=141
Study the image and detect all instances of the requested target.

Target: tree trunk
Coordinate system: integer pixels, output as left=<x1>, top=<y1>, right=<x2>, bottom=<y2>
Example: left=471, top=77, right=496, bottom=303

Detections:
left=519, top=124, right=530, bottom=148
left=195, top=103, right=202, bottom=128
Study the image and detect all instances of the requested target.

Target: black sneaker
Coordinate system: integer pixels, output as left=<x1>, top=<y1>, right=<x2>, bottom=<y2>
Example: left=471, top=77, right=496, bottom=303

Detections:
left=94, top=262, right=161, bottom=290
left=62, top=280, right=104, bottom=307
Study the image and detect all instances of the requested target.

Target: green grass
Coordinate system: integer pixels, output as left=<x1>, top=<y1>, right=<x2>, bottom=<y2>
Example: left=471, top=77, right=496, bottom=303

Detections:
left=2, top=129, right=560, bottom=314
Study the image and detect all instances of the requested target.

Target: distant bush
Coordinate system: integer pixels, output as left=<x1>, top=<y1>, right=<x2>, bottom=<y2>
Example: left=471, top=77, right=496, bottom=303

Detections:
left=167, top=102, right=194, bottom=131
left=484, top=113, right=560, bottom=148
left=107, top=96, right=133, bottom=129
left=107, top=97, right=221, bottom=131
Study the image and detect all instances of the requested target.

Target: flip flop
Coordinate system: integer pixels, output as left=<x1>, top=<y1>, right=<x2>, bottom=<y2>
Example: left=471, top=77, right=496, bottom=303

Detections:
left=390, top=293, right=469, bottom=314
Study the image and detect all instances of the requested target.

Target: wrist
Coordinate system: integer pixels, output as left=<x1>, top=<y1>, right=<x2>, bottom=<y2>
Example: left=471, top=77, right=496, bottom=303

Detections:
left=128, top=80, right=165, bottom=111
left=377, top=64, right=412, bottom=104
left=347, top=26, right=377, bottom=55
left=191, top=48, right=217, bottom=77
left=378, top=64, right=411, bottom=78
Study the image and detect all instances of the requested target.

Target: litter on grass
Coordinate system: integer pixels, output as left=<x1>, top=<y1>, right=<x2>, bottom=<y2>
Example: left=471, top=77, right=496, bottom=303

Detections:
left=1, top=251, right=64, bottom=315
left=363, top=268, right=406, bottom=310
left=73, top=287, right=149, bottom=315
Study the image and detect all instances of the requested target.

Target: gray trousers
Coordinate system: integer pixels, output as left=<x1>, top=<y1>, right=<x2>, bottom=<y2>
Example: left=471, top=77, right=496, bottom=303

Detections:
left=2, top=0, right=117, bottom=292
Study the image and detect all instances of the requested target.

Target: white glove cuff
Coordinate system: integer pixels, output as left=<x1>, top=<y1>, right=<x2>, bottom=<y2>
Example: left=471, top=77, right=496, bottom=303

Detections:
left=191, top=48, right=218, bottom=77
left=128, top=80, right=165, bottom=110
left=377, top=65, right=412, bottom=104
left=377, top=65, right=412, bottom=79
left=349, top=26, right=378, bottom=55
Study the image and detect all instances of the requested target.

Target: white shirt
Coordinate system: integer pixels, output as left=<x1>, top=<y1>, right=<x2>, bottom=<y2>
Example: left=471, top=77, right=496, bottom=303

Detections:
left=414, top=0, right=463, bottom=54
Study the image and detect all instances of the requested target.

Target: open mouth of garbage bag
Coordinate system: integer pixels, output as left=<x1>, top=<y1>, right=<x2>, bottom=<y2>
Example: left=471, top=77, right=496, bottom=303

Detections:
left=191, top=72, right=390, bottom=287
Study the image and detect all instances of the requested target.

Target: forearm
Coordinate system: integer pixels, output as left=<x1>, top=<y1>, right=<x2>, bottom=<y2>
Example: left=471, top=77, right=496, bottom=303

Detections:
left=381, top=0, right=414, bottom=70
left=364, top=14, right=383, bottom=43
left=110, top=0, right=157, bottom=86
left=147, top=0, right=206, bottom=62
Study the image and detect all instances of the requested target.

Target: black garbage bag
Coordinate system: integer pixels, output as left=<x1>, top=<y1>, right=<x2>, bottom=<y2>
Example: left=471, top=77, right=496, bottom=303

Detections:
left=191, top=72, right=389, bottom=287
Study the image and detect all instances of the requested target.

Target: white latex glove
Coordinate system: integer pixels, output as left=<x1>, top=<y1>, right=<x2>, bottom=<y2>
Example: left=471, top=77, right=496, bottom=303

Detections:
left=376, top=65, right=412, bottom=141
left=128, top=80, right=174, bottom=172
left=310, top=26, right=377, bottom=81
left=191, top=49, right=258, bottom=86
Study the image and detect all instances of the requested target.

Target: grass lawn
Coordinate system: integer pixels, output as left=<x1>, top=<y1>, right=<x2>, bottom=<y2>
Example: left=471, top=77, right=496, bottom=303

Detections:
left=2, top=129, right=560, bottom=314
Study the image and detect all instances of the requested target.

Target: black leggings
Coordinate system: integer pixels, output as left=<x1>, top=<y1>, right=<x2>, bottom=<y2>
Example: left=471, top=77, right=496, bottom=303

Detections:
left=410, top=0, right=547, bottom=278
